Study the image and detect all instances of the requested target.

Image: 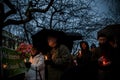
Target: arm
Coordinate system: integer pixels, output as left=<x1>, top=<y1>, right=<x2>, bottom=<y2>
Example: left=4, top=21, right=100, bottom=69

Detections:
left=30, top=54, right=45, bottom=71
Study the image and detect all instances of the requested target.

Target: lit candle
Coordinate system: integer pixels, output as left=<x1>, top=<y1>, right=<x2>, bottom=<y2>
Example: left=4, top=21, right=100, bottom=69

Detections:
left=80, top=51, right=82, bottom=55
left=45, top=55, right=48, bottom=60
left=102, top=56, right=110, bottom=66
left=3, top=64, right=7, bottom=69
left=77, top=51, right=82, bottom=58
left=24, top=58, right=26, bottom=63
left=102, top=60, right=107, bottom=65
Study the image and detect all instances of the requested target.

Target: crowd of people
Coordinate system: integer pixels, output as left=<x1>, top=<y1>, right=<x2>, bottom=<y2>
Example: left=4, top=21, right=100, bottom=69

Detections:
left=24, top=33, right=120, bottom=80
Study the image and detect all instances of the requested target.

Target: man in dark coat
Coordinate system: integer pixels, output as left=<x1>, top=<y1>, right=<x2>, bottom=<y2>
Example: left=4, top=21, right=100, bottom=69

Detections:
left=92, top=33, right=115, bottom=80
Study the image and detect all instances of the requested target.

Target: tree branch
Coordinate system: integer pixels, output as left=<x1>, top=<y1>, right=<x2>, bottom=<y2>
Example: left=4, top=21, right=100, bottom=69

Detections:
left=28, top=0, right=54, bottom=13
left=3, top=0, right=54, bottom=27
left=4, top=13, right=32, bottom=26
left=4, top=0, right=17, bottom=18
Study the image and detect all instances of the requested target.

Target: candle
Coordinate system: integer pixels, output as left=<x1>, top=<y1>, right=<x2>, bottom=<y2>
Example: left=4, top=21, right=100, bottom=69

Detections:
left=102, top=60, right=107, bottom=65
left=101, top=56, right=111, bottom=66
left=45, top=55, right=48, bottom=60
left=24, top=58, right=26, bottom=63
left=3, top=64, right=7, bottom=69
left=77, top=51, right=82, bottom=58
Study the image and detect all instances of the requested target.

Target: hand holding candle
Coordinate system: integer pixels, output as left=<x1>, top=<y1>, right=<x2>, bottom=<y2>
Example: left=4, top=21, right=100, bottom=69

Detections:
left=98, top=56, right=111, bottom=66
left=3, top=64, right=7, bottom=69
left=77, top=51, right=82, bottom=58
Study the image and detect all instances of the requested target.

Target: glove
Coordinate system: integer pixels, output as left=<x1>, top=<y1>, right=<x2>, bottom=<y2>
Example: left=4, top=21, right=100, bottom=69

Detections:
left=25, top=62, right=31, bottom=68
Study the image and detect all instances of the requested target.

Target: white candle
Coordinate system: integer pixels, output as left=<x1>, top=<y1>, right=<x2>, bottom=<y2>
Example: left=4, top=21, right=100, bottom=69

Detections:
left=24, top=58, right=26, bottom=63
left=45, top=55, right=48, bottom=60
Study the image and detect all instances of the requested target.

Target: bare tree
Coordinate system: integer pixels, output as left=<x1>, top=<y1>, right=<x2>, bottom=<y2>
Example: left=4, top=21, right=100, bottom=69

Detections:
left=3, top=0, right=120, bottom=49
left=2, top=0, right=102, bottom=50
left=0, top=0, right=54, bottom=46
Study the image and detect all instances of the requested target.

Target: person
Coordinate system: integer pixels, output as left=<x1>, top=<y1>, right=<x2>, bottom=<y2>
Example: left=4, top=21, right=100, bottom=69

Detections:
left=62, top=41, right=96, bottom=80
left=107, top=36, right=120, bottom=80
left=90, top=43, right=96, bottom=53
left=46, top=35, right=72, bottom=80
left=76, top=41, right=92, bottom=67
left=92, top=33, right=114, bottom=80
left=25, top=47, right=45, bottom=80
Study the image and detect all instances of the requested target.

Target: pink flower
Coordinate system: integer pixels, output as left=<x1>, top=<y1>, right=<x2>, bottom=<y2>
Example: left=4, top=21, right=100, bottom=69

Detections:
left=16, top=43, right=33, bottom=59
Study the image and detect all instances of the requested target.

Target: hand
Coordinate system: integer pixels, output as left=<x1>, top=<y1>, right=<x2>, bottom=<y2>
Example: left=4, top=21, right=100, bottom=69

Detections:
left=102, top=60, right=111, bottom=66
left=73, top=60, right=78, bottom=66
left=98, top=56, right=111, bottom=66
left=98, top=56, right=105, bottom=62
left=77, top=51, right=82, bottom=58
left=25, top=62, right=31, bottom=68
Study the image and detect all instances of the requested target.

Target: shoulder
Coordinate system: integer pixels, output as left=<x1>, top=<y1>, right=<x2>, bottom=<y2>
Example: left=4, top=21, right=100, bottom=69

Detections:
left=35, top=53, right=44, bottom=58
left=94, top=47, right=101, bottom=52
left=60, top=44, right=69, bottom=51
left=59, top=44, right=68, bottom=49
left=93, top=47, right=101, bottom=56
left=59, top=44, right=70, bottom=53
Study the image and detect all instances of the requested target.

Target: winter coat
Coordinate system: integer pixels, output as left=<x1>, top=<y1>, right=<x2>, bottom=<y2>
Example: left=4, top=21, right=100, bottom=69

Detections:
left=25, top=53, right=45, bottom=80
left=47, top=44, right=72, bottom=80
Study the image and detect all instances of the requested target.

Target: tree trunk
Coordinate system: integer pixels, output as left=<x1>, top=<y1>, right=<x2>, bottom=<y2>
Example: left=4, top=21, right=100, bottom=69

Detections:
left=0, top=2, right=4, bottom=47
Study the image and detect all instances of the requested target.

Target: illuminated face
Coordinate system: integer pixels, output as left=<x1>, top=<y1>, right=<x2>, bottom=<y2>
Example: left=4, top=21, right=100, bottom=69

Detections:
left=81, top=43, right=87, bottom=49
left=48, top=37, right=57, bottom=48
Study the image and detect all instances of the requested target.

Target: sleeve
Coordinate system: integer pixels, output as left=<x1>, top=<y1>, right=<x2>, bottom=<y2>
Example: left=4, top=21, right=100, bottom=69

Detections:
left=54, top=45, right=71, bottom=65
left=91, top=48, right=100, bottom=62
left=30, top=55, right=45, bottom=71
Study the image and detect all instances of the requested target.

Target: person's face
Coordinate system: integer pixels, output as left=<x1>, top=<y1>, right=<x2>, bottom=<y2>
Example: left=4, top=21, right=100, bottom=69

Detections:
left=48, top=37, right=57, bottom=48
left=98, top=37, right=107, bottom=45
left=81, top=43, right=87, bottom=49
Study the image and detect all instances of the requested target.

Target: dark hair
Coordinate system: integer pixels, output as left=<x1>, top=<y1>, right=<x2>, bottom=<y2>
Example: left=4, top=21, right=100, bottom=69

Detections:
left=108, top=36, right=116, bottom=43
left=47, top=29, right=58, bottom=39
left=80, top=41, right=89, bottom=50
left=97, top=33, right=107, bottom=39
left=90, top=43, right=96, bottom=48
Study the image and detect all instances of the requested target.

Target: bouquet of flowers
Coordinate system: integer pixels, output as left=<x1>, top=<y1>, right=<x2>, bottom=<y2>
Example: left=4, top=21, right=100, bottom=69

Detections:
left=16, top=42, right=33, bottom=62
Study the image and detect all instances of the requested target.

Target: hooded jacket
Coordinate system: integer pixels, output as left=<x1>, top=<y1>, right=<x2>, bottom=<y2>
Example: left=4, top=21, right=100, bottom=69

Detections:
left=25, top=53, right=45, bottom=80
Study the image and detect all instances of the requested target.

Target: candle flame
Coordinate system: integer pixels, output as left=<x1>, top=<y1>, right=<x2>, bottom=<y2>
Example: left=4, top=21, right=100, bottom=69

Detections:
left=24, top=58, right=26, bottom=63
left=45, top=55, right=48, bottom=60
left=103, top=61, right=106, bottom=65
left=3, top=64, right=7, bottom=69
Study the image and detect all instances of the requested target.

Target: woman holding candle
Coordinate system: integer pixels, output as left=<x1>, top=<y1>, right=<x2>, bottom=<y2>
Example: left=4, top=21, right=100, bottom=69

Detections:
left=76, top=41, right=92, bottom=67
left=24, top=47, right=45, bottom=80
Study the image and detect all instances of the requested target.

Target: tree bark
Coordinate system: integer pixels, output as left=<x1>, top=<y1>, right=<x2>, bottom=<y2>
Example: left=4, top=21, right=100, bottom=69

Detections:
left=0, top=2, right=4, bottom=47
